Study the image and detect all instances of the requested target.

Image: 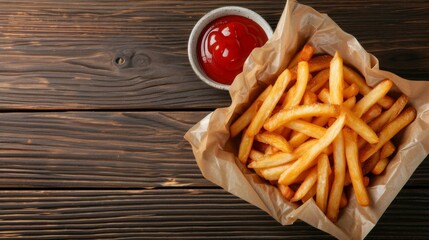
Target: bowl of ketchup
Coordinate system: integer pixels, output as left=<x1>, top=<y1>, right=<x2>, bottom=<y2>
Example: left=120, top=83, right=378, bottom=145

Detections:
left=188, top=6, right=273, bottom=90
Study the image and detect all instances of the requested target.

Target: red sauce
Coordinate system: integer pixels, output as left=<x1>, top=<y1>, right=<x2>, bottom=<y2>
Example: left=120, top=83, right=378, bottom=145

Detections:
left=197, top=15, right=268, bottom=85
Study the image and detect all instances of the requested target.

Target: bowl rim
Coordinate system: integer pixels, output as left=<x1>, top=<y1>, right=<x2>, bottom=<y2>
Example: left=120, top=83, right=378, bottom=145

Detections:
left=188, top=6, right=274, bottom=91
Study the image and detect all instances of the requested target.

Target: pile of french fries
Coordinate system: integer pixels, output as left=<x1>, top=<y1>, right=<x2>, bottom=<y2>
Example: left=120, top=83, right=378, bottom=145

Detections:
left=230, top=45, right=416, bottom=222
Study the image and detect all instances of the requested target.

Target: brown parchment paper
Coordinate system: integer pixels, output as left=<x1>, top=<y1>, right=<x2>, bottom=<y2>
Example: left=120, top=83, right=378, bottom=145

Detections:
left=184, top=0, right=429, bottom=239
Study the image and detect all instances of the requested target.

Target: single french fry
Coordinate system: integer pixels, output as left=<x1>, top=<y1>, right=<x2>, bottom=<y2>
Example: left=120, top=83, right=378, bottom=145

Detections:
left=308, top=55, right=333, bottom=72
left=316, top=153, right=330, bottom=213
left=319, top=88, right=357, bottom=108
left=343, top=96, right=357, bottom=109
left=326, top=128, right=346, bottom=222
left=369, top=94, right=408, bottom=133
left=230, top=85, right=273, bottom=137
left=360, top=107, right=416, bottom=162
left=230, top=100, right=262, bottom=138
left=249, top=149, right=264, bottom=161
left=343, top=66, right=394, bottom=109
left=290, top=55, right=333, bottom=79
left=247, top=149, right=265, bottom=177
left=352, top=80, right=393, bottom=118
left=278, top=184, right=295, bottom=201
left=329, top=51, right=344, bottom=105
left=291, top=167, right=318, bottom=202
left=308, top=69, right=330, bottom=93
left=255, top=132, right=293, bottom=153
left=301, top=91, right=318, bottom=122
left=246, top=69, right=292, bottom=136
left=264, top=104, right=340, bottom=132
left=238, top=134, right=254, bottom=164
left=284, top=120, right=327, bottom=139
left=284, top=61, right=310, bottom=110
left=248, top=159, right=265, bottom=178
left=289, top=116, right=330, bottom=147
left=287, top=44, right=315, bottom=68
left=279, top=113, right=346, bottom=186
left=293, top=138, right=319, bottom=154
left=344, top=128, right=370, bottom=206
left=318, top=88, right=330, bottom=103
left=292, top=139, right=318, bottom=154
left=343, top=107, right=379, bottom=144
left=362, top=150, right=380, bottom=175
left=302, top=184, right=317, bottom=203
left=251, top=139, right=318, bottom=169
left=372, top=158, right=389, bottom=175
left=361, top=104, right=382, bottom=123
left=292, top=167, right=317, bottom=185
left=343, top=83, right=359, bottom=99
left=260, top=163, right=292, bottom=181
left=380, top=141, right=395, bottom=159
left=248, top=152, right=297, bottom=169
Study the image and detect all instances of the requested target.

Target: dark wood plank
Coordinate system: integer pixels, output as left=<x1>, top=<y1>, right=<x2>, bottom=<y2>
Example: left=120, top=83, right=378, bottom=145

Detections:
left=0, top=188, right=426, bottom=239
left=0, top=0, right=426, bottom=110
left=0, top=111, right=426, bottom=189
left=0, top=111, right=209, bottom=188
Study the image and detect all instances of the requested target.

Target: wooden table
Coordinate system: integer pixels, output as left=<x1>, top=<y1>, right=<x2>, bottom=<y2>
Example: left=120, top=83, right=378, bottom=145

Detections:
left=0, top=0, right=427, bottom=238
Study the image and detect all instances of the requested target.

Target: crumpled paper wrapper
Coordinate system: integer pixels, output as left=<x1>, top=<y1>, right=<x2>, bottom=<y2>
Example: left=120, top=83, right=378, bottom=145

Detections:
left=184, top=0, right=429, bottom=239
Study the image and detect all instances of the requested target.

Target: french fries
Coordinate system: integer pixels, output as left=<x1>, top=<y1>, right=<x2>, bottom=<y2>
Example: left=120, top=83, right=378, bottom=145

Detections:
left=283, top=61, right=309, bottom=109
left=360, top=107, right=416, bottom=162
left=343, top=66, right=394, bottom=109
left=344, top=128, right=369, bottom=206
left=291, top=167, right=318, bottom=202
left=329, top=52, right=344, bottom=105
left=326, top=126, right=346, bottom=222
left=246, top=70, right=291, bottom=137
left=308, top=69, right=330, bottom=93
left=279, top=113, right=346, bottom=186
left=316, top=153, right=330, bottom=213
left=288, top=44, right=315, bottom=68
left=230, top=46, right=416, bottom=223
left=361, top=104, right=382, bottom=123
left=264, top=104, right=340, bottom=132
left=255, top=132, right=293, bottom=153
left=352, top=80, right=392, bottom=118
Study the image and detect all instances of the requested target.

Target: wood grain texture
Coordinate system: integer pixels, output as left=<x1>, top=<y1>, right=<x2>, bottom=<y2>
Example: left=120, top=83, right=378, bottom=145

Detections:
left=0, top=0, right=426, bottom=110
left=0, top=110, right=426, bottom=189
left=0, top=188, right=426, bottom=239
left=0, top=111, right=210, bottom=188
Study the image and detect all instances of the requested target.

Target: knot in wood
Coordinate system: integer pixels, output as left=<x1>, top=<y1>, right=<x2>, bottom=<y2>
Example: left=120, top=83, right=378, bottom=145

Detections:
left=113, top=49, right=151, bottom=69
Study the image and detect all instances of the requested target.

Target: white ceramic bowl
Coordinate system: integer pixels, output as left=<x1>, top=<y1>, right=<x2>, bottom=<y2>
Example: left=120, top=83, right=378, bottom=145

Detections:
left=188, top=6, right=273, bottom=91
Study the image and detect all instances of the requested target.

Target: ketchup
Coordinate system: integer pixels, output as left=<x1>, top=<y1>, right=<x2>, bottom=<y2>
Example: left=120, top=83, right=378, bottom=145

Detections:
left=197, top=15, right=268, bottom=85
